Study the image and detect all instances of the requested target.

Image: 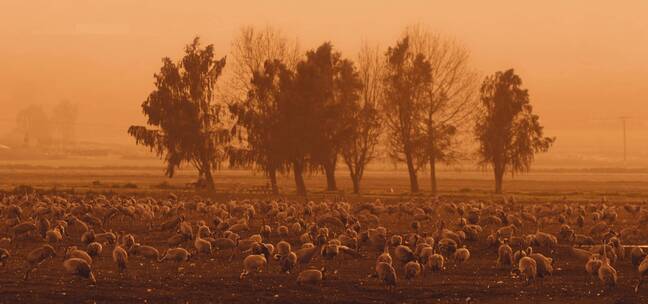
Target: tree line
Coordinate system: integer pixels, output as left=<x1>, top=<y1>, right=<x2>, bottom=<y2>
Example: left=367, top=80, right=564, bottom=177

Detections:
left=128, top=24, right=554, bottom=195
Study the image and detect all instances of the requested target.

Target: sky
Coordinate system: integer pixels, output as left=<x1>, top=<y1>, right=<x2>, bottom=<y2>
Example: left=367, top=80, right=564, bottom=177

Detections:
left=1, top=0, right=647, bottom=166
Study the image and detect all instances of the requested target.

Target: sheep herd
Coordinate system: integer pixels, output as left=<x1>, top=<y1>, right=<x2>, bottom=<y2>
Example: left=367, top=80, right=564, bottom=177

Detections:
left=2, top=192, right=648, bottom=301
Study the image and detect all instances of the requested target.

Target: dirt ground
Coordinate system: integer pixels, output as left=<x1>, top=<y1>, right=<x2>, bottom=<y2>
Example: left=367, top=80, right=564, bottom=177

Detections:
left=1, top=198, right=647, bottom=304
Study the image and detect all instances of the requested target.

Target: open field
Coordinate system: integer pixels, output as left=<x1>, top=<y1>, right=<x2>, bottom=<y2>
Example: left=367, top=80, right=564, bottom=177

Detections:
left=2, top=165, right=648, bottom=199
left=1, top=168, right=648, bottom=303
left=0, top=190, right=647, bottom=303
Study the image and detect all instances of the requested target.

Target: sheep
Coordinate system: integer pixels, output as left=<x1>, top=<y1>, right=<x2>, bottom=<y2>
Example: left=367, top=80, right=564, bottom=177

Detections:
left=276, top=240, right=292, bottom=257
left=159, top=247, right=191, bottom=263
left=112, top=244, right=128, bottom=273
left=212, top=237, right=238, bottom=261
left=454, top=247, right=470, bottom=264
left=529, top=251, right=553, bottom=278
left=65, top=246, right=93, bottom=265
left=585, top=255, right=602, bottom=279
left=597, top=257, right=617, bottom=288
left=63, top=258, right=96, bottom=285
left=636, top=255, right=648, bottom=293
left=518, top=256, right=537, bottom=285
left=297, top=267, right=325, bottom=285
left=426, top=252, right=445, bottom=272
left=194, top=233, right=212, bottom=256
left=497, top=243, right=513, bottom=268
left=375, top=262, right=397, bottom=291
left=392, top=245, right=416, bottom=266
left=130, top=243, right=160, bottom=260
left=81, top=229, right=96, bottom=245
left=437, top=238, right=457, bottom=257
left=86, top=242, right=103, bottom=258
left=631, top=246, right=646, bottom=268
left=240, top=254, right=267, bottom=279
left=279, top=251, right=298, bottom=273
left=24, top=244, right=57, bottom=280
left=0, top=248, right=10, bottom=266
left=404, top=260, right=422, bottom=280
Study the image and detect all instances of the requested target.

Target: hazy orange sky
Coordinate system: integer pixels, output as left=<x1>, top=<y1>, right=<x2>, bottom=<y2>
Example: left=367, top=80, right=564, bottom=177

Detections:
left=1, top=1, right=647, bottom=165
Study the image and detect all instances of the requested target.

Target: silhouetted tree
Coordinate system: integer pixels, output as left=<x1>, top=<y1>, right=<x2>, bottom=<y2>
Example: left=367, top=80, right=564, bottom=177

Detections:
left=405, top=25, right=478, bottom=195
left=475, top=69, right=554, bottom=194
left=228, top=25, right=300, bottom=101
left=341, top=43, right=383, bottom=194
left=294, top=42, right=359, bottom=191
left=227, top=26, right=300, bottom=194
left=52, top=100, right=79, bottom=145
left=128, top=37, right=230, bottom=189
left=16, top=105, right=52, bottom=146
left=381, top=36, right=432, bottom=193
left=229, top=60, right=291, bottom=194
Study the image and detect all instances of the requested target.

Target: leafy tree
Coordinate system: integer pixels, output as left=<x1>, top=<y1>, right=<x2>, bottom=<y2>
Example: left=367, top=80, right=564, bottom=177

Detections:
left=227, top=26, right=300, bottom=194
left=294, top=42, right=359, bottom=191
left=381, top=36, right=432, bottom=193
left=475, top=69, right=555, bottom=193
left=128, top=37, right=229, bottom=189
left=341, top=43, right=383, bottom=194
left=229, top=59, right=291, bottom=194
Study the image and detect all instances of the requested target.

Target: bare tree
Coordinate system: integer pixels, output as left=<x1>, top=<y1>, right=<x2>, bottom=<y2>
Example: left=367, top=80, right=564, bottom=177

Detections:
left=404, top=24, right=478, bottom=195
left=228, top=25, right=300, bottom=103
left=341, top=43, right=383, bottom=194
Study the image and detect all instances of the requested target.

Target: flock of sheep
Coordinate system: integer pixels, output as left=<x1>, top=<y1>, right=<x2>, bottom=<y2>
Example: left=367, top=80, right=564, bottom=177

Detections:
left=2, top=192, right=648, bottom=298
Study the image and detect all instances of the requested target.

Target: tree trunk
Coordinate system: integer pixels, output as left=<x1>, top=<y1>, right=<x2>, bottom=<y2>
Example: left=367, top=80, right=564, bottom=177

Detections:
left=269, top=168, right=279, bottom=195
left=204, top=167, right=215, bottom=190
left=350, top=172, right=361, bottom=194
left=430, top=154, right=437, bottom=196
left=323, top=160, right=337, bottom=191
left=494, top=163, right=504, bottom=194
left=405, top=150, right=419, bottom=193
left=293, top=160, right=307, bottom=196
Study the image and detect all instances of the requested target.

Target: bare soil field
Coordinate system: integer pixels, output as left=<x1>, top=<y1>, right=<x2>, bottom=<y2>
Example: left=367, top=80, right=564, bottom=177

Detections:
left=1, top=167, right=648, bottom=303
left=1, top=202, right=647, bottom=304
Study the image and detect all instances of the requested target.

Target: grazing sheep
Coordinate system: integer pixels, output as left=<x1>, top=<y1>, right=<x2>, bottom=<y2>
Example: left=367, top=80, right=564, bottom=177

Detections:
left=279, top=251, right=298, bottom=273
left=497, top=243, right=513, bottom=268
left=86, top=242, right=103, bottom=258
left=631, top=247, right=646, bottom=268
left=426, top=252, right=445, bottom=272
left=112, top=244, right=128, bottom=273
left=585, top=255, right=602, bottom=279
left=65, top=246, right=93, bottom=265
left=0, top=248, right=10, bottom=266
left=454, top=247, right=470, bottom=264
left=297, top=267, right=325, bottom=285
left=375, top=262, right=397, bottom=291
left=24, top=244, right=57, bottom=280
left=81, top=229, right=96, bottom=245
left=240, top=254, right=267, bottom=279
left=130, top=243, right=160, bottom=260
left=63, top=258, right=96, bottom=285
left=635, top=255, right=648, bottom=293
left=597, top=257, right=617, bottom=288
left=404, top=260, right=422, bottom=280
left=159, top=247, right=191, bottom=263
left=518, top=256, right=537, bottom=285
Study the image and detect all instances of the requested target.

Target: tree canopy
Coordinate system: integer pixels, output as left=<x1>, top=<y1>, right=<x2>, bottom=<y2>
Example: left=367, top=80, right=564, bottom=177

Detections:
left=128, top=37, right=230, bottom=189
left=475, top=69, right=554, bottom=193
